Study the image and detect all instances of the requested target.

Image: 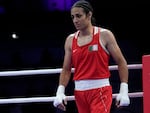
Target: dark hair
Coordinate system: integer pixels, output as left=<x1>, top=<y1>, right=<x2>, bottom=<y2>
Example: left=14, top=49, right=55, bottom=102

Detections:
left=71, top=0, right=96, bottom=25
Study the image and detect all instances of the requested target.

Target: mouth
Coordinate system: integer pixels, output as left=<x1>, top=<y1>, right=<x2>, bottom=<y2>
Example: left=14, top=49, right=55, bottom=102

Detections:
left=75, top=24, right=80, bottom=28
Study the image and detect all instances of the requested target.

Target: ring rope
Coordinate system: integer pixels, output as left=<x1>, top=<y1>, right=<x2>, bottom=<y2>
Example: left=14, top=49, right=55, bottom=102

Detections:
left=0, top=92, right=143, bottom=104
left=0, top=64, right=142, bottom=104
left=0, top=64, right=142, bottom=77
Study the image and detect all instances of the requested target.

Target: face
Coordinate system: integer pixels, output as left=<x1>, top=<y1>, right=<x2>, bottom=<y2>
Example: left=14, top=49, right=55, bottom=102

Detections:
left=71, top=7, right=91, bottom=30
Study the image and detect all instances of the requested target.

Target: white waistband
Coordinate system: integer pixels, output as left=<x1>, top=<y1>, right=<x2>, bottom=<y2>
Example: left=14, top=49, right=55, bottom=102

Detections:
left=75, top=78, right=110, bottom=91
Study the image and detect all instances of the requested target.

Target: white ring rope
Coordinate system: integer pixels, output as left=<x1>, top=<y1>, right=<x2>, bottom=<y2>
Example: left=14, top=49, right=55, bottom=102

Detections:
left=0, top=64, right=142, bottom=77
left=0, top=64, right=143, bottom=104
left=0, top=92, right=143, bottom=104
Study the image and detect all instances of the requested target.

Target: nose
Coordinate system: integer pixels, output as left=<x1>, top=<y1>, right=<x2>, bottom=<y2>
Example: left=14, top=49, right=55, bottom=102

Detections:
left=73, top=17, right=78, bottom=23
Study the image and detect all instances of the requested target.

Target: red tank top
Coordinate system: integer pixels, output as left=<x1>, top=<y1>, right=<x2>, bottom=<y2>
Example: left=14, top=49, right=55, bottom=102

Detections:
left=72, top=26, right=110, bottom=80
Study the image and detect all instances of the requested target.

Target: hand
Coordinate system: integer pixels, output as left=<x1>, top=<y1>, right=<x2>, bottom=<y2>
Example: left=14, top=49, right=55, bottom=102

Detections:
left=53, top=93, right=67, bottom=111
left=53, top=85, right=67, bottom=111
left=116, top=82, right=130, bottom=107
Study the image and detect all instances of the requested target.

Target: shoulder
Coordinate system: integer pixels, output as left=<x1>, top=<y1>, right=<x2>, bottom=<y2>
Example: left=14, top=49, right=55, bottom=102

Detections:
left=68, top=33, right=75, bottom=38
left=64, top=32, right=76, bottom=49
left=95, top=26, right=114, bottom=37
left=100, top=27, right=113, bottom=35
left=97, top=27, right=117, bottom=49
left=66, top=33, right=75, bottom=42
left=99, top=27, right=116, bottom=41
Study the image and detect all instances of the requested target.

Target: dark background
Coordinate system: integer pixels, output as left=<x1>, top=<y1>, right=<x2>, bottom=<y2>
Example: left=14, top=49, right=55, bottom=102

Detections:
left=0, top=0, right=149, bottom=113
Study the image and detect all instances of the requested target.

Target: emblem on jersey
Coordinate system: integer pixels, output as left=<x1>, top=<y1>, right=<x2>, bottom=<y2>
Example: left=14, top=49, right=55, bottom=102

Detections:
left=88, top=44, right=98, bottom=51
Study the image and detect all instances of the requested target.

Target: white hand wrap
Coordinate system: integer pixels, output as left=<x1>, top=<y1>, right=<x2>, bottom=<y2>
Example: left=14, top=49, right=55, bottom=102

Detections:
left=53, top=85, right=66, bottom=107
left=116, top=82, right=130, bottom=106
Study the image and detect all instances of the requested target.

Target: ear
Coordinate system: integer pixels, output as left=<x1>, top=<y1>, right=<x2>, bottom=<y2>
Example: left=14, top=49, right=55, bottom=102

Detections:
left=87, top=11, right=92, bottom=19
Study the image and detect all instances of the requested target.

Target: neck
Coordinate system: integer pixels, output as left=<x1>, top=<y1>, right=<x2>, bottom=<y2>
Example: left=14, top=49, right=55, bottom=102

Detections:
left=79, top=25, right=93, bottom=37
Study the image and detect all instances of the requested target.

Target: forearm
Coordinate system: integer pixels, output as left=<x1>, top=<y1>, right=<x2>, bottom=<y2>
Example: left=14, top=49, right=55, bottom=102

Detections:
left=59, top=69, right=71, bottom=87
left=118, top=63, right=128, bottom=83
left=54, top=69, right=71, bottom=110
left=116, top=62, right=130, bottom=107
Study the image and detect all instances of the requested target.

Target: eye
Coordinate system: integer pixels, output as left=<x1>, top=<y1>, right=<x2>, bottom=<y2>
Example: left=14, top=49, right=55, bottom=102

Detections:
left=71, top=15, right=74, bottom=20
left=76, top=14, right=82, bottom=18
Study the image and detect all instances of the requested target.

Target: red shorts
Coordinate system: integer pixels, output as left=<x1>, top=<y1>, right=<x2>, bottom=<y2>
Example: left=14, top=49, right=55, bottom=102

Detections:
left=74, top=86, right=112, bottom=113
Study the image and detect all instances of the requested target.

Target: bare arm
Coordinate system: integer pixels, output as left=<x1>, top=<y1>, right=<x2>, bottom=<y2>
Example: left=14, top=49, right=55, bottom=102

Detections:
left=101, top=29, right=130, bottom=107
left=53, top=35, right=74, bottom=111
left=59, top=35, right=73, bottom=87
left=101, top=29, right=128, bottom=83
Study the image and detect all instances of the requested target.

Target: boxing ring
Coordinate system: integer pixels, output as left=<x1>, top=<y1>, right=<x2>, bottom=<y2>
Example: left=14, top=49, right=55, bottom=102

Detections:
left=0, top=54, right=149, bottom=113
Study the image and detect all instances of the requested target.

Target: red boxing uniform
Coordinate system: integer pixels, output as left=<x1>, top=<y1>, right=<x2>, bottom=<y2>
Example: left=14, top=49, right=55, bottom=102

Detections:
left=72, top=26, right=110, bottom=80
left=72, top=26, right=112, bottom=113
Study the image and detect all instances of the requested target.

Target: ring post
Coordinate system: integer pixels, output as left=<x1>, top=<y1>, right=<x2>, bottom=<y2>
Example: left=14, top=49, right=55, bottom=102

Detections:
left=142, top=55, right=150, bottom=113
